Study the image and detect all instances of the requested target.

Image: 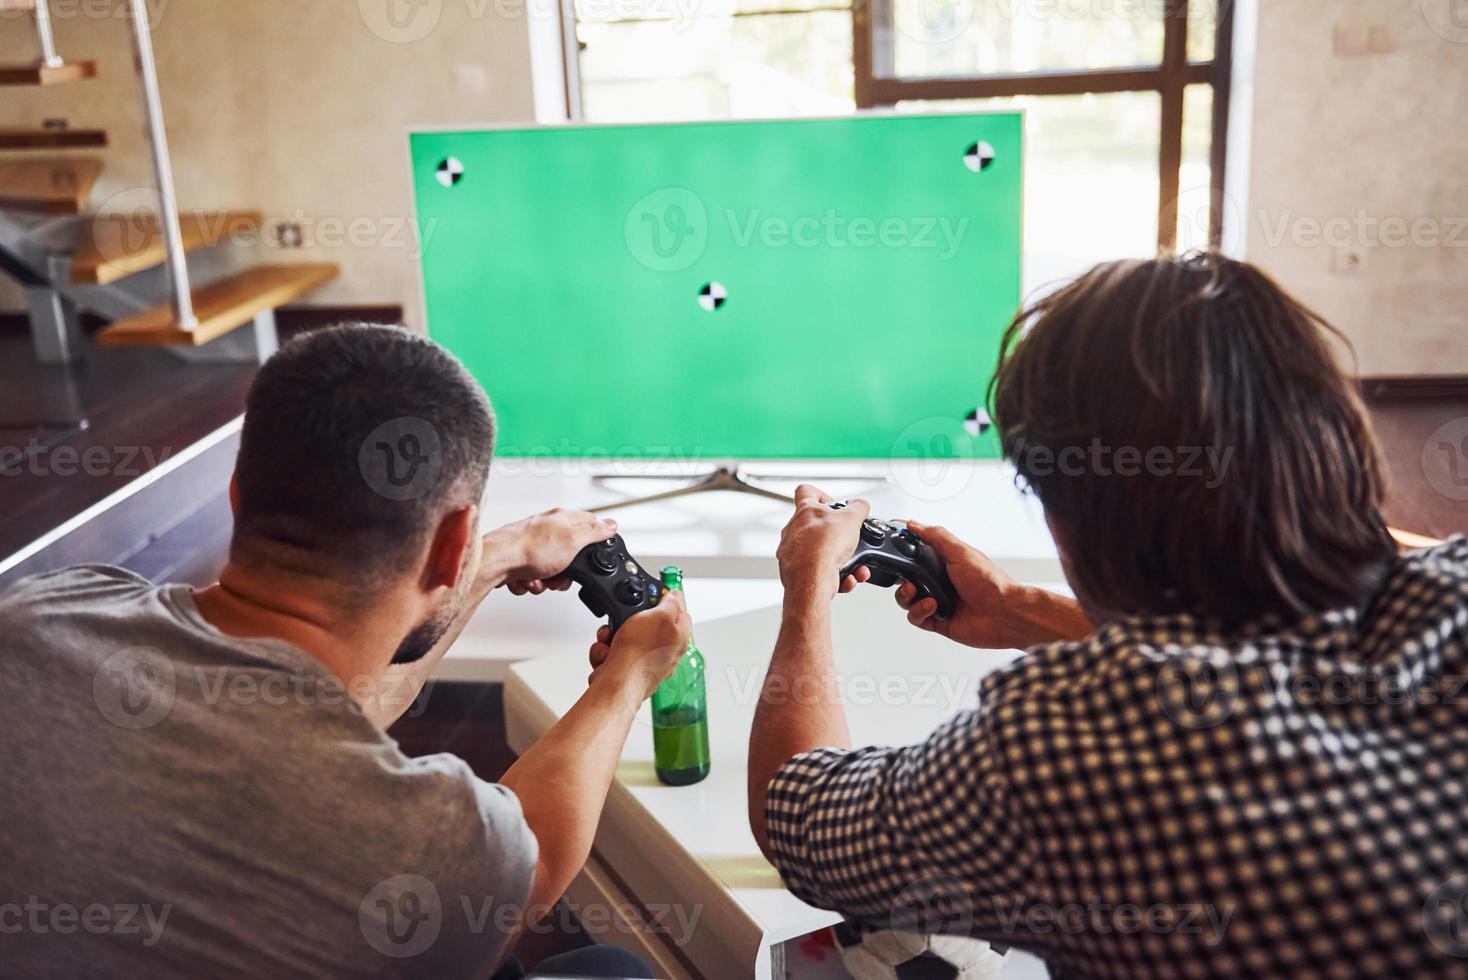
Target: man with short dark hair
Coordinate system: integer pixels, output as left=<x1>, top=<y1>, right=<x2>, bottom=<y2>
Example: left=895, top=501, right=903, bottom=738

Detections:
left=749, top=255, right=1468, bottom=978
left=0, top=324, right=688, bottom=977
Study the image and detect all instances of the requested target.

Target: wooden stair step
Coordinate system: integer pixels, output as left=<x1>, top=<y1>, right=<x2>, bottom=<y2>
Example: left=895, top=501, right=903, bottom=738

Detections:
left=0, top=158, right=102, bottom=214
left=0, top=128, right=108, bottom=150
left=72, top=210, right=264, bottom=285
left=0, top=61, right=98, bottom=86
left=95, top=263, right=341, bottom=348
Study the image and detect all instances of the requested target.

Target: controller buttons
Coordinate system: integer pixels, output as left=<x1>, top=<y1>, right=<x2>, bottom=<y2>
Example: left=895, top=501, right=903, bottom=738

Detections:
left=590, top=546, right=620, bottom=574
left=860, top=519, right=891, bottom=545
left=895, top=528, right=920, bottom=557
left=617, top=579, right=648, bottom=607
left=624, top=560, right=640, bottom=575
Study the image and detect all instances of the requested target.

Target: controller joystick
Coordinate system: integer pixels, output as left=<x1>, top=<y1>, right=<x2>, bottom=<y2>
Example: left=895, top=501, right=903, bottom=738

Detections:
left=836, top=509, right=958, bottom=619
left=561, top=534, right=663, bottom=637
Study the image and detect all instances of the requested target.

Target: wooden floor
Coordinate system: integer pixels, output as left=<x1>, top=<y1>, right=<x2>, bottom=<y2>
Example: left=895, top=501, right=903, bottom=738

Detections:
left=0, top=333, right=255, bottom=562
left=0, top=308, right=401, bottom=563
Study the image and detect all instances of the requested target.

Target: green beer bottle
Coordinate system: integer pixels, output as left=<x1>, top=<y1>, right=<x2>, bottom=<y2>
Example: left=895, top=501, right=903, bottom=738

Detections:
left=651, top=566, right=711, bottom=786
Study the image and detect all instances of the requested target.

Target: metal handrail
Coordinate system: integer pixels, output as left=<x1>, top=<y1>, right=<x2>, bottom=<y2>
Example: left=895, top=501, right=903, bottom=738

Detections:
left=125, top=0, right=196, bottom=331
left=32, top=0, right=63, bottom=68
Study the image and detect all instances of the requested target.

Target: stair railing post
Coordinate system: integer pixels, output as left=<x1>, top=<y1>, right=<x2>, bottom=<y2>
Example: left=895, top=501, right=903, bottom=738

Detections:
left=33, top=0, right=64, bottom=68
left=125, top=0, right=196, bottom=331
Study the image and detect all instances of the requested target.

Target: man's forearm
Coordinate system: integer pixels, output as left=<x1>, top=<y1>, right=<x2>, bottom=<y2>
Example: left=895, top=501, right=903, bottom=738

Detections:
left=500, top=668, right=643, bottom=913
left=748, top=584, right=852, bottom=856
left=1009, top=584, right=1093, bottom=646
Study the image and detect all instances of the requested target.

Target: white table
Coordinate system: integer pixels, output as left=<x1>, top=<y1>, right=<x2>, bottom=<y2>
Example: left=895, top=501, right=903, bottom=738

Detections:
left=446, top=460, right=1058, bottom=978
left=503, top=587, right=1057, bottom=980
left=441, top=460, right=1060, bottom=682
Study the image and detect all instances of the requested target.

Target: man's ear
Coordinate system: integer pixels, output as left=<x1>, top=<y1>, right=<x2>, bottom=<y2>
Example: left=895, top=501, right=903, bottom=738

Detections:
left=228, top=473, right=239, bottom=515
left=424, top=505, right=477, bottom=591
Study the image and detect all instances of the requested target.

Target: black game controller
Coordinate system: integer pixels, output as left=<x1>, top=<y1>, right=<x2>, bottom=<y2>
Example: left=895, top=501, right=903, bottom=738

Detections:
left=561, top=534, right=664, bottom=638
left=832, top=503, right=958, bottom=619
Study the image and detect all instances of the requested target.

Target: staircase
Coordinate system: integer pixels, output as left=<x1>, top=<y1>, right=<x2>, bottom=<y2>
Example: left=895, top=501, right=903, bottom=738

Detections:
left=1, top=0, right=339, bottom=365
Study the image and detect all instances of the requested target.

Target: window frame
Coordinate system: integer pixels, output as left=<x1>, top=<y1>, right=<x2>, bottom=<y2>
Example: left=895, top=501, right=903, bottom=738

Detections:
left=853, top=0, right=1236, bottom=251
left=562, top=0, right=1235, bottom=250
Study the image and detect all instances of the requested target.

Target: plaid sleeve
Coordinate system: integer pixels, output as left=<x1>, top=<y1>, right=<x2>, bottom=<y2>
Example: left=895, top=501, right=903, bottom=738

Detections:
left=763, top=707, right=1033, bottom=928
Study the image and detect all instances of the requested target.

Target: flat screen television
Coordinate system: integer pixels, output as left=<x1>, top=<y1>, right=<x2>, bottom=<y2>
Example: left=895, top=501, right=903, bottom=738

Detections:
left=409, top=112, right=1022, bottom=461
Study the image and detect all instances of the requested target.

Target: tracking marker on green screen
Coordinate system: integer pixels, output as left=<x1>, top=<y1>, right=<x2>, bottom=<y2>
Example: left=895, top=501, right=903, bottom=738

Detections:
left=409, top=113, right=1023, bottom=461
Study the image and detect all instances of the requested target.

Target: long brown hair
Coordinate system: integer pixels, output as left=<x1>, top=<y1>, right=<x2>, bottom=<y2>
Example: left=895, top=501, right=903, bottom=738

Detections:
left=989, top=253, right=1396, bottom=625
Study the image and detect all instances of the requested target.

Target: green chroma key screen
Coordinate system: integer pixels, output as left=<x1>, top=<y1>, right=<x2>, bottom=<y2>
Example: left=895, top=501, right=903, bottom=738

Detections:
left=409, top=112, right=1022, bottom=459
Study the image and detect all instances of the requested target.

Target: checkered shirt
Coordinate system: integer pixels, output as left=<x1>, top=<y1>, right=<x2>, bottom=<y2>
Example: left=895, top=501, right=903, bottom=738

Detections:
left=765, top=538, right=1468, bottom=979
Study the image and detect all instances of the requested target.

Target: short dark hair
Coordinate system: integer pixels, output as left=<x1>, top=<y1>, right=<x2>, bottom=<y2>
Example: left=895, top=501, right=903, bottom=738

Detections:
left=989, top=253, right=1396, bottom=626
left=233, top=324, right=495, bottom=579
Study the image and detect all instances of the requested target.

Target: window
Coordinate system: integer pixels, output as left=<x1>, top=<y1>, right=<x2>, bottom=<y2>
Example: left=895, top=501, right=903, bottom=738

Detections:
left=569, top=0, right=1234, bottom=294
left=573, top=0, right=857, bottom=120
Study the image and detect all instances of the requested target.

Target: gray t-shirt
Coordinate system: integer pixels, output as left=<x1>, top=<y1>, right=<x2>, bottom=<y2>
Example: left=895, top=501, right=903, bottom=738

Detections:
left=0, top=566, right=538, bottom=978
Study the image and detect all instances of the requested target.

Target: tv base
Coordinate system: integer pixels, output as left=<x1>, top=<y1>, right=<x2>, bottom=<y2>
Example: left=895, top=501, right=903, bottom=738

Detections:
left=589, top=466, right=797, bottom=513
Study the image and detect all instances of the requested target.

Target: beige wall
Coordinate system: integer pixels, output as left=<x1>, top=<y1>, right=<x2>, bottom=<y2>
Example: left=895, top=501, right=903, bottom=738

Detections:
left=1242, top=0, right=1468, bottom=376
left=4, top=1, right=1464, bottom=376
left=0, top=0, right=536, bottom=327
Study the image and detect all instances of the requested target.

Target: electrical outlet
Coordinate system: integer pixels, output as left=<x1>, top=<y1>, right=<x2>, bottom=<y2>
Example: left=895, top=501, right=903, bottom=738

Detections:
left=1330, top=246, right=1367, bottom=278
left=1367, top=24, right=1399, bottom=54
left=454, top=64, right=491, bottom=96
left=1334, top=19, right=1397, bottom=56
left=1334, top=23, right=1369, bottom=56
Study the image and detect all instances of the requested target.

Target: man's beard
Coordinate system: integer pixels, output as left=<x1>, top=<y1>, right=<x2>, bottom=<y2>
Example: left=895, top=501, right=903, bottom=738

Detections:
left=390, top=534, right=478, bottom=665
left=391, top=601, right=457, bottom=665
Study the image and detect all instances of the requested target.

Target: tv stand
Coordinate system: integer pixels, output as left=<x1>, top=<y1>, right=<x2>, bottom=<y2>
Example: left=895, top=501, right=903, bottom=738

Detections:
left=588, top=464, right=895, bottom=513
left=590, top=465, right=795, bottom=512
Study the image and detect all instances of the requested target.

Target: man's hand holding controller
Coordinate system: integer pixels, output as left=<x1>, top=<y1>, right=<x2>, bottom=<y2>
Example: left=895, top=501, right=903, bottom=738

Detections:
left=891, top=520, right=1092, bottom=649
left=774, top=484, right=1090, bottom=649
left=586, top=593, right=692, bottom=700
left=475, top=509, right=693, bottom=695
left=775, top=485, right=875, bottom=601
